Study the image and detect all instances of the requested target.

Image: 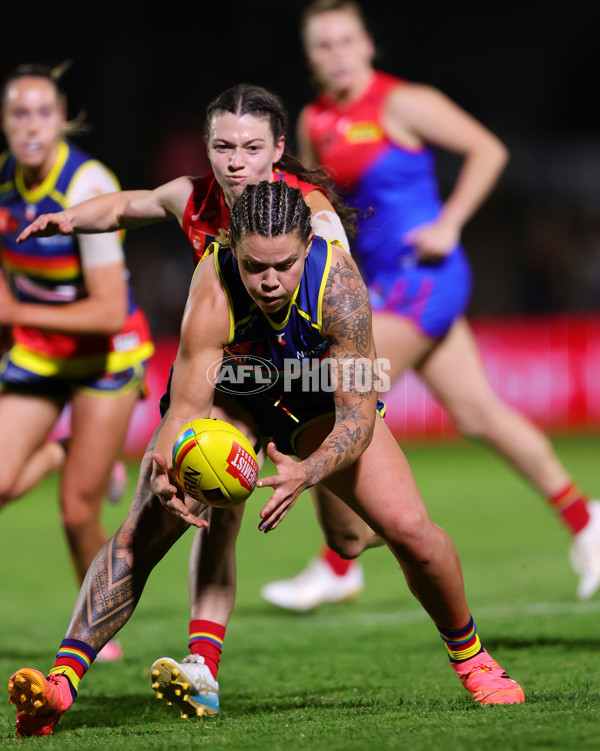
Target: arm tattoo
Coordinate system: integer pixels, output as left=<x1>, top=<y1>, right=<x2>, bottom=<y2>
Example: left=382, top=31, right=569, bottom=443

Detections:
left=302, top=256, right=377, bottom=486
left=322, top=256, right=372, bottom=357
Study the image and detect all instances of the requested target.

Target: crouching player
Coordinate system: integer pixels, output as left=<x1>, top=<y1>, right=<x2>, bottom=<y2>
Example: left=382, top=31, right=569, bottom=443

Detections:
left=8, top=180, right=524, bottom=737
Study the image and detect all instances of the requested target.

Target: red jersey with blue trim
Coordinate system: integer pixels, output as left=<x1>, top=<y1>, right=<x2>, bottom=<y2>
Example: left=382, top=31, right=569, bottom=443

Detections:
left=181, top=169, right=326, bottom=265
left=305, top=71, right=448, bottom=284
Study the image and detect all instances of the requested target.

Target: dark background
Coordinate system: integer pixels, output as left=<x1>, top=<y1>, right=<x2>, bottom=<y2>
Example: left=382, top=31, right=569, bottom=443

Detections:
left=3, top=1, right=600, bottom=335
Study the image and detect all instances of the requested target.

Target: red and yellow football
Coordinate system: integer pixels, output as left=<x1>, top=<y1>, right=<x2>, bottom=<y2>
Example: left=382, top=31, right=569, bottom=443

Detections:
left=172, top=418, right=259, bottom=508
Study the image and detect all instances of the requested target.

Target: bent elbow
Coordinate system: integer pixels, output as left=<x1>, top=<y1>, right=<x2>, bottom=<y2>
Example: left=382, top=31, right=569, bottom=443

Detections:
left=494, top=138, right=510, bottom=170
left=100, top=307, right=128, bottom=336
left=361, top=419, right=376, bottom=453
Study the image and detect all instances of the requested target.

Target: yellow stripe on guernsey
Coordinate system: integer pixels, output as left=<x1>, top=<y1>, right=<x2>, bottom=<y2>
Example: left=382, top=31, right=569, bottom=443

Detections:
left=316, top=239, right=332, bottom=333
left=265, top=285, right=300, bottom=332
left=15, top=141, right=70, bottom=206
left=212, top=243, right=236, bottom=344
left=9, top=341, right=155, bottom=378
left=292, top=238, right=332, bottom=333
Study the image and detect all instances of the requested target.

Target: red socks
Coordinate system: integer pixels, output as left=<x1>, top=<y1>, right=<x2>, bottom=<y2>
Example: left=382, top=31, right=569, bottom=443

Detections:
left=550, top=483, right=590, bottom=534
left=188, top=620, right=225, bottom=679
left=322, top=546, right=354, bottom=576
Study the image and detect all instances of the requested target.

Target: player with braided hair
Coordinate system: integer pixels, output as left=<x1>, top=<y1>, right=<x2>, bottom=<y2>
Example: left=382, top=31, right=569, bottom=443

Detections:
left=8, top=180, right=524, bottom=736
left=14, top=81, right=362, bottom=723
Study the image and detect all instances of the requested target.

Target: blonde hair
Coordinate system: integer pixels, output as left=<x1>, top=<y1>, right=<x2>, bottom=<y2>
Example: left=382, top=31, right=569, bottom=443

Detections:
left=1, top=61, right=89, bottom=137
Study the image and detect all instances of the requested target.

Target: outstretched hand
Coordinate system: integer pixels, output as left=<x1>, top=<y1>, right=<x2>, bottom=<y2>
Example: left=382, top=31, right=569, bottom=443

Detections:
left=17, top=212, right=74, bottom=243
left=255, top=442, right=310, bottom=532
left=151, top=451, right=208, bottom=529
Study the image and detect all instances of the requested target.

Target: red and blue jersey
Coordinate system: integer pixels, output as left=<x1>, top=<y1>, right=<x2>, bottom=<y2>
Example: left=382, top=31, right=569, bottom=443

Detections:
left=305, top=71, right=472, bottom=338
left=305, top=71, right=448, bottom=282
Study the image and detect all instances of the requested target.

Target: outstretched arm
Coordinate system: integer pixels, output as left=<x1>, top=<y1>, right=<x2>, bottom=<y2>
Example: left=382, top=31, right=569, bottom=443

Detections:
left=150, top=256, right=232, bottom=526
left=16, top=176, right=196, bottom=242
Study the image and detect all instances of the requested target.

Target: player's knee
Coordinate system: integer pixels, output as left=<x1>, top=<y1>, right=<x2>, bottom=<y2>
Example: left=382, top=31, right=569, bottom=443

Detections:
left=324, top=531, right=364, bottom=560
left=448, top=399, right=498, bottom=440
left=60, top=494, right=101, bottom=537
left=0, top=472, right=24, bottom=504
left=381, top=510, right=437, bottom=562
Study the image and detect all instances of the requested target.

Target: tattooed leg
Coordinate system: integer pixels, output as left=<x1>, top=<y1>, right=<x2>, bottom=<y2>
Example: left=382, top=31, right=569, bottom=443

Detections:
left=63, top=442, right=205, bottom=651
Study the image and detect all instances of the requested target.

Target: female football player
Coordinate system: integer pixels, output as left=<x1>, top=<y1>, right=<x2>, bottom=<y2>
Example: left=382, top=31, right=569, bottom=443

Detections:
left=261, top=0, right=600, bottom=611
left=0, top=65, right=154, bottom=662
left=8, top=180, right=524, bottom=737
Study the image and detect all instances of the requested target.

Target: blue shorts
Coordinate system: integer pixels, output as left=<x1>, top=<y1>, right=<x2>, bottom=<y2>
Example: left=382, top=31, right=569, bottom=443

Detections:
left=0, top=349, right=148, bottom=403
left=367, top=245, right=473, bottom=339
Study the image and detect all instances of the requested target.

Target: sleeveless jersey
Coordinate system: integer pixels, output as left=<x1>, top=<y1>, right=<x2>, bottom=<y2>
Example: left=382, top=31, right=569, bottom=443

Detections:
left=181, top=169, right=326, bottom=265
left=0, top=141, right=154, bottom=376
left=304, top=71, right=451, bottom=285
left=213, top=235, right=332, bottom=395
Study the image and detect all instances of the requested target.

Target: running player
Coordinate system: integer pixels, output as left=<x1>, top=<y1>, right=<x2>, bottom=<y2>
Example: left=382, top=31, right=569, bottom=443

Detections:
left=0, top=64, right=154, bottom=660
left=260, top=0, right=600, bottom=611
left=8, top=180, right=524, bottom=737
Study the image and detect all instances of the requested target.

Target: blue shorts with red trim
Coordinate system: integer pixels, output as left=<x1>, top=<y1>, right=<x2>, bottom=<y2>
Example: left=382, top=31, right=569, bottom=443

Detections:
left=367, top=245, right=472, bottom=339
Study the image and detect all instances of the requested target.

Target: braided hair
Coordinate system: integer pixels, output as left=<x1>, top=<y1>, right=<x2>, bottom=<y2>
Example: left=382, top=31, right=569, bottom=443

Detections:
left=229, top=180, right=312, bottom=249
left=204, top=83, right=361, bottom=239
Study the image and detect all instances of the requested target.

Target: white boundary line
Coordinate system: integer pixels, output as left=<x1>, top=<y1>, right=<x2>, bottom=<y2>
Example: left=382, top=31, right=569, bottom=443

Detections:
left=243, top=599, right=600, bottom=629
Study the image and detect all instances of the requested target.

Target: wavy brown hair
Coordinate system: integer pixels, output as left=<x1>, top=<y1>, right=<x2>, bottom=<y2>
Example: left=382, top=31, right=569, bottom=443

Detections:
left=203, top=83, right=362, bottom=239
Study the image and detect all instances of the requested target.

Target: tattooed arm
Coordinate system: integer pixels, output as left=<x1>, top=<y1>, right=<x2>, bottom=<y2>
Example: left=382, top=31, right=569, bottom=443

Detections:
left=302, top=246, right=378, bottom=483
left=257, top=245, right=377, bottom=531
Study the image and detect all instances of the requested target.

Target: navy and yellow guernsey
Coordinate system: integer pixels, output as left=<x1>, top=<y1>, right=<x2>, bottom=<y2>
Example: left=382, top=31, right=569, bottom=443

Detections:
left=213, top=235, right=336, bottom=455
left=0, top=141, right=154, bottom=386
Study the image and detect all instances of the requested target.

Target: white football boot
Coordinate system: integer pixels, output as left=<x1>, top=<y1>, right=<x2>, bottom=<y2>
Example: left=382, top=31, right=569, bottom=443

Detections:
left=261, top=558, right=364, bottom=612
left=570, top=500, right=600, bottom=599
left=150, top=655, right=219, bottom=718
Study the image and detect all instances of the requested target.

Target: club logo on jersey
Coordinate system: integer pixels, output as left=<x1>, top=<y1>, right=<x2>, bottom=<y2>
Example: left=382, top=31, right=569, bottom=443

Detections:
left=344, top=121, right=384, bottom=144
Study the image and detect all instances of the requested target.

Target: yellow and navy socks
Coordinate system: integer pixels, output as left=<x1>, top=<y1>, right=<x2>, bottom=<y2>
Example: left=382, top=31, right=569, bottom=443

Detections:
left=437, top=615, right=483, bottom=663
left=49, top=638, right=96, bottom=700
left=189, top=620, right=225, bottom=679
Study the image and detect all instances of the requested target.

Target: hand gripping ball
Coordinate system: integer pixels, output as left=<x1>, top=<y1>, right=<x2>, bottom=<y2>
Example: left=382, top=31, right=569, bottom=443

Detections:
left=172, top=418, right=259, bottom=508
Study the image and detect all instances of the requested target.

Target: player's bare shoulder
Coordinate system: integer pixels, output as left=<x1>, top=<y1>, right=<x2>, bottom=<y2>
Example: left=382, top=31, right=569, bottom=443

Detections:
left=183, top=247, right=230, bottom=345
left=321, top=243, right=372, bottom=357
left=154, top=175, right=198, bottom=220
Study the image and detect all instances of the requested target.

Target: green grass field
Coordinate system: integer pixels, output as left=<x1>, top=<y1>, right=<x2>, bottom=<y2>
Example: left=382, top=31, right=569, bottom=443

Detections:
left=2, top=434, right=600, bottom=750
